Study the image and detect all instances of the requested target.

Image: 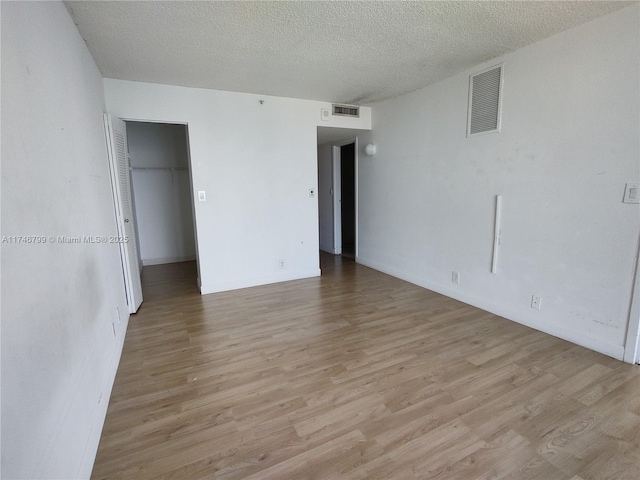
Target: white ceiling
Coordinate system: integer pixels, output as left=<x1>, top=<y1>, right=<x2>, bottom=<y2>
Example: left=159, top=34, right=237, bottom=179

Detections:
left=65, top=1, right=631, bottom=105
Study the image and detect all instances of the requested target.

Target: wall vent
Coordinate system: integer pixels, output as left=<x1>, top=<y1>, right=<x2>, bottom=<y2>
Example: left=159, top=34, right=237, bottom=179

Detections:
left=467, top=65, right=503, bottom=136
left=332, top=104, right=360, bottom=118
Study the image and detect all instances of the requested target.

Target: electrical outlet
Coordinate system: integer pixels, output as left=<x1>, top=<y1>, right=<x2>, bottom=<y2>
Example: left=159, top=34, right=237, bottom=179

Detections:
left=451, top=271, right=460, bottom=284
left=531, top=295, right=542, bottom=310
left=623, top=183, right=639, bottom=204
left=279, top=259, right=286, bottom=269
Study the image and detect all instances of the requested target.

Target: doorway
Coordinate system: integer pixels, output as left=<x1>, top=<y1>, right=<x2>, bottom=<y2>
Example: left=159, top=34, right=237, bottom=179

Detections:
left=330, top=139, right=358, bottom=260
left=340, top=143, right=356, bottom=259
left=317, top=127, right=365, bottom=268
left=125, top=121, right=199, bottom=294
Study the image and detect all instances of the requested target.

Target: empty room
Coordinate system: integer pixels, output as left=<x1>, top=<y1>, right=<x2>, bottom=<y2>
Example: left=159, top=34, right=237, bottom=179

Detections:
left=2, top=1, right=639, bottom=479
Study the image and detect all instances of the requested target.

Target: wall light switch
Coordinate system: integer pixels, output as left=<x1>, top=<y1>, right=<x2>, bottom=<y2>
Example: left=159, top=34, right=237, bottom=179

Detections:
left=623, top=183, right=639, bottom=204
left=198, top=191, right=206, bottom=202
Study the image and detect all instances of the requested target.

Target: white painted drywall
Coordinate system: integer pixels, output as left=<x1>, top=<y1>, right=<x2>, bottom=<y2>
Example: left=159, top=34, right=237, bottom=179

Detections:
left=126, top=122, right=196, bottom=265
left=1, top=2, right=130, bottom=478
left=357, top=5, right=640, bottom=360
left=103, top=79, right=371, bottom=294
left=317, top=142, right=334, bottom=253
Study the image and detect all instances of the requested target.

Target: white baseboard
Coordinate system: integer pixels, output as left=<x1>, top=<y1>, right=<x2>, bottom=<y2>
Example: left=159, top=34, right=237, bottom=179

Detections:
left=320, top=244, right=337, bottom=255
left=200, top=269, right=321, bottom=295
left=356, top=256, right=625, bottom=361
left=142, top=255, right=196, bottom=266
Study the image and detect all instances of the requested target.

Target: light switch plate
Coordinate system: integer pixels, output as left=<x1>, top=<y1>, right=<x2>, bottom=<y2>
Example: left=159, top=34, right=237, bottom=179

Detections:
left=623, top=183, right=639, bottom=204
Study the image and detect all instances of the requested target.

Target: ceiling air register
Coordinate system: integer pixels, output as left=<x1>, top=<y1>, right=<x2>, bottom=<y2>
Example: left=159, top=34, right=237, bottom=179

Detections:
left=332, top=104, right=360, bottom=118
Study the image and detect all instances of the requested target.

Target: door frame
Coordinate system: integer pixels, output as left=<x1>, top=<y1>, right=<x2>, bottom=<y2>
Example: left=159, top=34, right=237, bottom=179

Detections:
left=332, top=138, right=359, bottom=258
left=115, top=117, right=201, bottom=289
left=623, top=231, right=640, bottom=364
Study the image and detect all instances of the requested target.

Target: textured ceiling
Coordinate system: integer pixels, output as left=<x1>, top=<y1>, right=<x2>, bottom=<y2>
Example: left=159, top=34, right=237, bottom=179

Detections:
left=65, top=1, right=632, bottom=105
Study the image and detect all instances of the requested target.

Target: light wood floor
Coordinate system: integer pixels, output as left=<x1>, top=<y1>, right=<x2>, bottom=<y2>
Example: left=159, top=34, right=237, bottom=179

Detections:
left=92, top=254, right=640, bottom=479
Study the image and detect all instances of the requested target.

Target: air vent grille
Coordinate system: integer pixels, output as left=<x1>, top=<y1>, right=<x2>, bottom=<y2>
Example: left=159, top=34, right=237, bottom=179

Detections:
left=468, top=65, right=503, bottom=136
left=332, top=104, right=360, bottom=117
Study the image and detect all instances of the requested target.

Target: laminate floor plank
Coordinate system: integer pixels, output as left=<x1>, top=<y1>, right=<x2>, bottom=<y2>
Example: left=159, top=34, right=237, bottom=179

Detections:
left=92, top=254, right=640, bottom=479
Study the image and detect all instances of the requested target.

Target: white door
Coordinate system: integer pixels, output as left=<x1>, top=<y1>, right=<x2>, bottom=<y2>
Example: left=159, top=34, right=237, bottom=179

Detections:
left=104, top=114, right=143, bottom=313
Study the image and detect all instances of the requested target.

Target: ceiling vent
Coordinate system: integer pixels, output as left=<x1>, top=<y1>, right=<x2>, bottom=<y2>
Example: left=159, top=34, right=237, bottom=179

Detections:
left=467, top=65, right=503, bottom=136
left=332, top=104, right=360, bottom=118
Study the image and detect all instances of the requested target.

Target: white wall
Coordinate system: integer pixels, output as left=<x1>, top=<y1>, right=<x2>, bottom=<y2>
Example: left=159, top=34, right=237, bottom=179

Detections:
left=103, top=79, right=371, bottom=294
left=126, top=122, right=196, bottom=265
left=357, top=5, right=640, bottom=360
left=1, top=2, right=130, bottom=478
left=317, top=142, right=334, bottom=253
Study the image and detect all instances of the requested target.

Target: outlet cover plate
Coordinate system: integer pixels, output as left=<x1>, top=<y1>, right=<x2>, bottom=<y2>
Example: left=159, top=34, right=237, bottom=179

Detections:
left=623, top=183, right=639, bottom=204
left=531, top=295, right=542, bottom=310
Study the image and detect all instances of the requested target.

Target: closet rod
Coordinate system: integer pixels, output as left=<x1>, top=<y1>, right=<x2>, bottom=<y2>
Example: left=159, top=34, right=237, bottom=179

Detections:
left=130, top=166, right=188, bottom=171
